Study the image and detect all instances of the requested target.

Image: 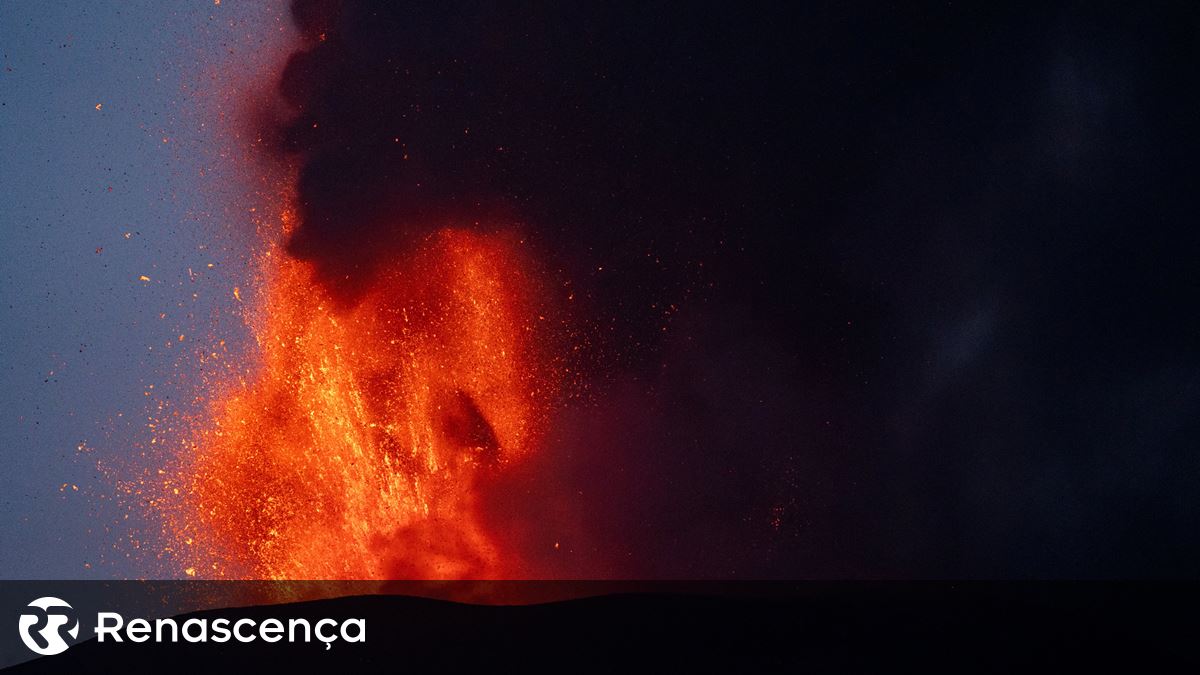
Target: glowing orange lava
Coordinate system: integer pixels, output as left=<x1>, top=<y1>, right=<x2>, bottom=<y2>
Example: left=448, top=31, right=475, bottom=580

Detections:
left=172, top=215, right=559, bottom=580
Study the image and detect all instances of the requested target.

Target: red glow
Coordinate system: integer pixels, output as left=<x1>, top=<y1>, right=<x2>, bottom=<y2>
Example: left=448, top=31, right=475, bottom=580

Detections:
left=169, top=210, right=562, bottom=579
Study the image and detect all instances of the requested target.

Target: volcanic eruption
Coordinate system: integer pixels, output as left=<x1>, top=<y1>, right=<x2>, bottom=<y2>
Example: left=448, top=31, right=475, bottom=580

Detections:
left=159, top=0, right=799, bottom=582
left=166, top=1, right=577, bottom=580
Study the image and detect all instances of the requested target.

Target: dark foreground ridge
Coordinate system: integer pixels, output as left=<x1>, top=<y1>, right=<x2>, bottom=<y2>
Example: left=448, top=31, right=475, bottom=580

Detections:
left=5, top=583, right=1197, bottom=673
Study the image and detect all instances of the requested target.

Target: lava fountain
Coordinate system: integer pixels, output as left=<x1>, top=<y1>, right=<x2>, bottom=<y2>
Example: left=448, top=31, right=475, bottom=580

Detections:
left=171, top=210, right=562, bottom=580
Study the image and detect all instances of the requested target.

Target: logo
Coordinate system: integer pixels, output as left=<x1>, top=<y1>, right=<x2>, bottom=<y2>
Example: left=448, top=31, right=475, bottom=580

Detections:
left=18, top=597, right=80, bottom=656
left=15, top=596, right=365, bottom=654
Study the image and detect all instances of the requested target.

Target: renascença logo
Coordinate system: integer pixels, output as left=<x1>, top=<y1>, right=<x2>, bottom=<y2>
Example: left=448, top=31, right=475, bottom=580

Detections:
left=18, top=597, right=80, bottom=656
left=16, top=597, right=366, bottom=655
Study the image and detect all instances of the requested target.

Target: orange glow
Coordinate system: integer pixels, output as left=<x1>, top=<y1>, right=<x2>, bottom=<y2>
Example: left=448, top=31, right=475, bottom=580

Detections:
left=171, top=218, right=560, bottom=580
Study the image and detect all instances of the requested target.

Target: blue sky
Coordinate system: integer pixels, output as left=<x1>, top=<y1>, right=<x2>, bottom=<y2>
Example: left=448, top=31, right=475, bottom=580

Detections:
left=1, top=1, right=284, bottom=578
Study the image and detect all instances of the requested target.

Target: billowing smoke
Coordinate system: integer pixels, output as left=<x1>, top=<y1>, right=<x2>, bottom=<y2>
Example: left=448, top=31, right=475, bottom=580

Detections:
left=207, top=0, right=1200, bottom=579
left=276, top=2, right=685, bottom=307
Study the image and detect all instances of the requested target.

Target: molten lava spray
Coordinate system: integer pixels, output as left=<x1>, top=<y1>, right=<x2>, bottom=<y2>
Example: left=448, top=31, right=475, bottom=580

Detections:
left=158, top=0, right=590, bottom=581
left=173, top=213, right=561, bottom=579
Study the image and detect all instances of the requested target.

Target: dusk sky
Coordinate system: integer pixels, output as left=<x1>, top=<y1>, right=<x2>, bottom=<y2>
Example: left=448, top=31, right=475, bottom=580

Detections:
left=1, top=1, right=283, bottom=578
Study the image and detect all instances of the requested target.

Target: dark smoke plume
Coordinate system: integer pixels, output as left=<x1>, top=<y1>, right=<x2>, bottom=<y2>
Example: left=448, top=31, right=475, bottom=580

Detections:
left=269, top=1, right=1200, bottom=578
left=276, top=1, right=723, bottom=314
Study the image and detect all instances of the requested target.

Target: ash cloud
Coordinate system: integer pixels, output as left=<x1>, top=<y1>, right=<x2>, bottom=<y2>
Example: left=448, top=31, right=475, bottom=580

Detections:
left=270, top=1, right=1200, bottom=577
left=274, top=0, right=727, bottom=313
